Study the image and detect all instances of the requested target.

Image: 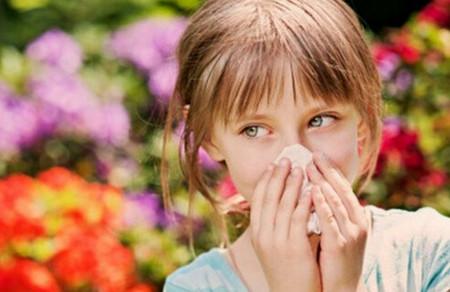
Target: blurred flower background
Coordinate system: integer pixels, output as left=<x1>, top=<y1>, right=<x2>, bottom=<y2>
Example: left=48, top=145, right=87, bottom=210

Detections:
left=0, top=0, right=449, bottom=290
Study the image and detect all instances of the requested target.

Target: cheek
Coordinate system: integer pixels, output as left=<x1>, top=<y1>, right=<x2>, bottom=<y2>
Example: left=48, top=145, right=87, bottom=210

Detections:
left=226, top=152, right=272, bottom=201
left=310, top=129, right=360, bottom=183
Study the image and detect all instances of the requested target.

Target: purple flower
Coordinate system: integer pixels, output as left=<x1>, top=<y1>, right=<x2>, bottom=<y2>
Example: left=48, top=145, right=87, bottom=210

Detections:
left=147, top=60, right=178, bottom=104
left=0, top=86, right=40, bottom=156
left=28, top=69, right=130, bottom=146
left=29, top=68, right=96, bottom=116
left=394, top=69, right=414, bottom=93
left=107, top=20, right=165, bottom=73
left=78, top=102, right=130, bottom=146
left=107, top=18, right=186, bottom=73
left=28, top=68, right=97, bottom=132
left=26, top=28, right=83, bottom=73
left=123, top=192, right=168, bottom=228
left=152, top=18, right=187, bottom=58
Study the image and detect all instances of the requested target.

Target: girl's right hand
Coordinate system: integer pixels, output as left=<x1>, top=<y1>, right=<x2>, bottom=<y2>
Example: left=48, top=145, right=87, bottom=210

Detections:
left=250, top=158, right=321, bottom=292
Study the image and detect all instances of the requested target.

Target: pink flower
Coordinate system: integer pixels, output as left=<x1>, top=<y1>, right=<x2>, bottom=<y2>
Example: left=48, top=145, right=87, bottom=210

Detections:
left=371, top=43, right=401, bottom=80
left=217, top=176, right=238, bottom=199
left=419, top=170, right=448, bottom=189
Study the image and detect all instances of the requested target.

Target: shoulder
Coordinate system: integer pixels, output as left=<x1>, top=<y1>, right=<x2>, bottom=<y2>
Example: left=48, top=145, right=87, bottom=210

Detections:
left=163, top=248, right=246, bottom=292
left=366, top=205, right=450, bottom=241
left=364, top=205, right=450, bottom=291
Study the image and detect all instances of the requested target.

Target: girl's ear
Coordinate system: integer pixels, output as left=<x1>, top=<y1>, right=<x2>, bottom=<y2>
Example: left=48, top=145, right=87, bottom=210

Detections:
left=183, top=104, right=225, bottom=162
left=182, top=104, right=190, bottom=121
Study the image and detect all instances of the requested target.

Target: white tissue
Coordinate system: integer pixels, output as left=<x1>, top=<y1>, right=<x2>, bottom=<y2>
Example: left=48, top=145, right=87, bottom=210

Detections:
left=273, top=144, right=321, bottom=235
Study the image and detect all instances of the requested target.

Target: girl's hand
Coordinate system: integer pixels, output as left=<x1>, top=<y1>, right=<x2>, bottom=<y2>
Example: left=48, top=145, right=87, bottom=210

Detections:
left=306, top=152, right=368, bottom=292
left=250, top=158, right=321, bottom=292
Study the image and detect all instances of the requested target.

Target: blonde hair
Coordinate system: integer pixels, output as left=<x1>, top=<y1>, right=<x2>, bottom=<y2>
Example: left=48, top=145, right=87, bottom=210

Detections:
left=161, top=0, right=383, bottom=250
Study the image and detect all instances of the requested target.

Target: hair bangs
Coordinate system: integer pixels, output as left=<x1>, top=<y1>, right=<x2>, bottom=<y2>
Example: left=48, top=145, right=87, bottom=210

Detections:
left=208, top=43, right=358, bottom=129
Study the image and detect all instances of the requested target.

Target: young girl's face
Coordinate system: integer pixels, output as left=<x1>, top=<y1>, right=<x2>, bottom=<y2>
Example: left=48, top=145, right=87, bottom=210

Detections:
left=205, top=93, right=368, bottom=201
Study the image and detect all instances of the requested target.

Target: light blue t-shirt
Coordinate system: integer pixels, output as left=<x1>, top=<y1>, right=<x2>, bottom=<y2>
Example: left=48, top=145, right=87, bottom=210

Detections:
left=164, top=205, right=450, bottom=291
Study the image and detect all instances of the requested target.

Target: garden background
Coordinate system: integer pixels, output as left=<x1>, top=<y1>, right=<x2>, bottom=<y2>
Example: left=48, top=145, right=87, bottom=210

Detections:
left=0, top=0, right=449, bottom=291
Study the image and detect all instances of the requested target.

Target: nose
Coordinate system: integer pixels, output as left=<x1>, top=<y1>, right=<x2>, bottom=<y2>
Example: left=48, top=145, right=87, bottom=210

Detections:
left=281, top=130, right=308, bottom=150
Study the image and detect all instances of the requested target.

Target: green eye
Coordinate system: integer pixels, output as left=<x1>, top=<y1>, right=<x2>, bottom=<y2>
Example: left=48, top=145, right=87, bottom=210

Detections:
left=309, top=115, right=336, bottom=128
left=242, top=125, right=269, bottom=138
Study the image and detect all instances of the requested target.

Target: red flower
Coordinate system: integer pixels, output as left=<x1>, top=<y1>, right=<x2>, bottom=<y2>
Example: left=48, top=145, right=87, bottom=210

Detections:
left=393, top=42, right=421, bottom=64
left=376, top=118, right=427, bottom=176
left=37, top=167, right=86, bottom=190
left=0, top=259, right=60, bottom=292
left=88, top=183, right=124, bottom=228
left=51, top=228, right=134, bottom=291
left=418, top=0, right=450, bottom=27
left=371, top=43, right=397, bottom=64
left=127, top=283, right=158, bottom=292
left=0, top=174, right=46, bottom=244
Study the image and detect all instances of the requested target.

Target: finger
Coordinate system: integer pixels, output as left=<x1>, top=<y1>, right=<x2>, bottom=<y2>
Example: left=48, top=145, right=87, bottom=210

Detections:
left=250, top=163, right=275, bottom=236
left=275, top=166, right=304, bottom=239
left=312, top=152, right=366, bottom=223
left=313, top=168, right=355, bottom=238
left=259, top=158, right=291, bottom=237
left=307, top=164, right=350, bottom=227
left=311, top=185, right=342, bottom=242
left=290, top=187, right=314, bottom=242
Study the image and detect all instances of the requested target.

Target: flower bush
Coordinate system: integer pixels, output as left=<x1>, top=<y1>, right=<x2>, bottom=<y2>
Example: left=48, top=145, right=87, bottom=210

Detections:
left=365, top=0, right=450, bottom=214
left=0, top=167, right=193, bottom=291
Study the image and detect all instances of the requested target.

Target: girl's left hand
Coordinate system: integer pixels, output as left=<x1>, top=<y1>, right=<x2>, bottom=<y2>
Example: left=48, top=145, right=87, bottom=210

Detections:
left=306, top=152, right=368, bottom=292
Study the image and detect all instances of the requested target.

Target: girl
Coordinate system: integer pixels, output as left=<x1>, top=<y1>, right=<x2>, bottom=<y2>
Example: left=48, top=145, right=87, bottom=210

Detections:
left=161, top=0, right=450, bottom=291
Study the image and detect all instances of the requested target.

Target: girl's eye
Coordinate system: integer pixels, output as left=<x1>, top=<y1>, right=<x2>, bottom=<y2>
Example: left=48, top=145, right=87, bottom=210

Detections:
left=241, top=125, right=269, bottom=138
left=309, top=115, right=336, bottom=128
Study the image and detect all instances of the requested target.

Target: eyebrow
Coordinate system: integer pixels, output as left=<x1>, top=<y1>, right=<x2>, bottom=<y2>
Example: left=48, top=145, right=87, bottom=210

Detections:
left=232, top=103, right=338, bottom=123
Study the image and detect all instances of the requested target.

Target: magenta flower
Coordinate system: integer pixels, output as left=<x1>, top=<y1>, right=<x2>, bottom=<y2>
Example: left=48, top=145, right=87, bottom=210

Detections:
left=26, top=28, right=83, bottom=73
